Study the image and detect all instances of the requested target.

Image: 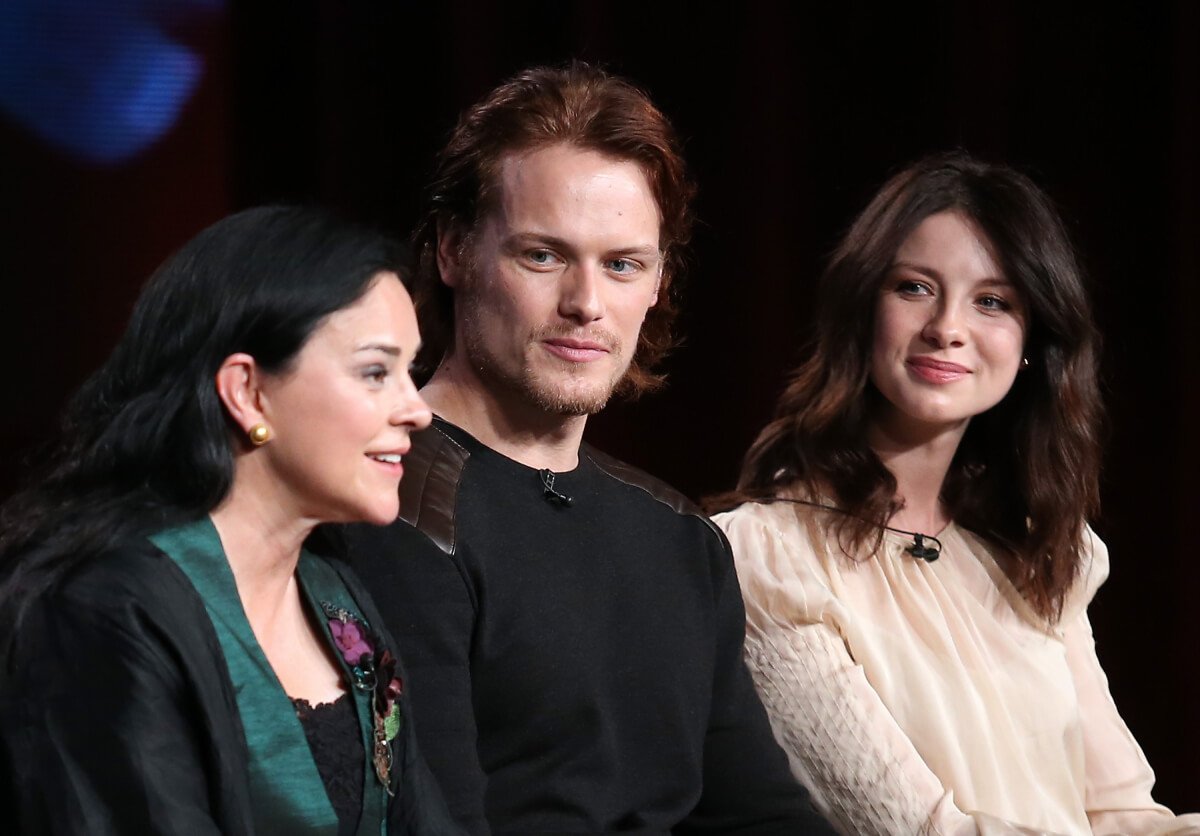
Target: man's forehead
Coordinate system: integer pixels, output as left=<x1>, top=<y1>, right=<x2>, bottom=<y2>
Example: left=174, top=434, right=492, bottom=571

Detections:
left=497, top=144, right=654, bottom=200
left=482, top=144, right=663, bottom=239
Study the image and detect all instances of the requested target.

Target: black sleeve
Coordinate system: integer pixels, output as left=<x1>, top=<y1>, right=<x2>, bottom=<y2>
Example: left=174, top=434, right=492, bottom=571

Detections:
left=0, top=584, right=241, bottom=835
left=344, top=522, right=491, bottom=836
left=677, top=536, right=837, bottom=836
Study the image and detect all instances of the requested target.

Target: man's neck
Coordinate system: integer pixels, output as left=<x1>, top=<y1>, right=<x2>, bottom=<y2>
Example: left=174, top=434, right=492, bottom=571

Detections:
left=421, top=364, right=588, bottom=472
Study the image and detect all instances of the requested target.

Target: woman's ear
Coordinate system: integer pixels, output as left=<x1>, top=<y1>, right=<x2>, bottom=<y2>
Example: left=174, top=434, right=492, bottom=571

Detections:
left=214, top=353, right=267, bottom=436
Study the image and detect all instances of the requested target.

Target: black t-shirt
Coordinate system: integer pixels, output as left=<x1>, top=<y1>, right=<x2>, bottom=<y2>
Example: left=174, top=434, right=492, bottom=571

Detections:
left=347, top=418, right=833, bottom=835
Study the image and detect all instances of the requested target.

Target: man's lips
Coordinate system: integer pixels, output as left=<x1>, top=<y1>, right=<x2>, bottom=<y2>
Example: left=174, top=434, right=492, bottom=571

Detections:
left=906, top=356, right=971, bottom=383
left=542, top=337, right=612, bottom=363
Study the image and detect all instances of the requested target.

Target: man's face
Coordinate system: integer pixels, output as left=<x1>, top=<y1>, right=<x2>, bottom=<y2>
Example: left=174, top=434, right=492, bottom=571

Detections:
left=443, top=143, right=662, bottom=416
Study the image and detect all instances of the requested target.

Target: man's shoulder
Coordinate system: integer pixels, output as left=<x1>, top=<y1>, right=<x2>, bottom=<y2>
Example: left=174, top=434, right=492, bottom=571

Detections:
left=582, top=444, right=726, bottom=544
left=395, top=423, right=472, bottom=556
left=390, top=424, right=728, bottom=556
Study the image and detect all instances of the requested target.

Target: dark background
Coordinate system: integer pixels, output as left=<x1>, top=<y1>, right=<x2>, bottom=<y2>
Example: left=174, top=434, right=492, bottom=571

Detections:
left=2, top=1, right=1196, bottom=811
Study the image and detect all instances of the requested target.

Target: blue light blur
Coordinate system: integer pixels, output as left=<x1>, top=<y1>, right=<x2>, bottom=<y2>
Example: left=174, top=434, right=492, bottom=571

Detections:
left=0, top=0, right=224, bottom=165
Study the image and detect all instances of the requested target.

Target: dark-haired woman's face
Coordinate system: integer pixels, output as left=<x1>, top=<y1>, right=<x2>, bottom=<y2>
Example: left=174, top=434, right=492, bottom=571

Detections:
left=252, top=274, right=432, bottom=526
left=870, top=211, right=1027, bottom=440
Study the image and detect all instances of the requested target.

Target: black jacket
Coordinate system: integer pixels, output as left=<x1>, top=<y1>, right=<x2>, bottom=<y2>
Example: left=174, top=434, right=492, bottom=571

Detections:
left=0, top=539, right=460, bottom=835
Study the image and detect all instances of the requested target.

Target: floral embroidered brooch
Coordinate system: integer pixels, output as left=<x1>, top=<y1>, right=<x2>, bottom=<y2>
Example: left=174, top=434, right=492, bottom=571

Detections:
left=321, top=602, right=404, bottom=793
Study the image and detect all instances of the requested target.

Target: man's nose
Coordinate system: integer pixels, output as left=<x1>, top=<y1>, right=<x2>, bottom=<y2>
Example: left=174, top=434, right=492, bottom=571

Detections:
left=558, top=263, right=605, bottom=322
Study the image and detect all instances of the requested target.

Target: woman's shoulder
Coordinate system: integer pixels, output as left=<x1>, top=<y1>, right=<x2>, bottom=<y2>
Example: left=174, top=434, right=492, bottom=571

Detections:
left=1065, top=523, right=1110, bottom=618
left=713, top=496, right=848, bottom=629
left=14, top=537, right=210, bottom=640
left=714, top=495, right=832, bottom=560
left=956, top=521, right=1111, bottom=626
left=3, top=536, right=223, bottom=696
left=63, top=537, right=197, bottom=597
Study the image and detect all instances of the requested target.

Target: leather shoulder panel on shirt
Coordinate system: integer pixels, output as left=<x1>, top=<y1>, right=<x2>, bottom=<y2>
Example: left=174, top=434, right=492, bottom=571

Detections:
left=398, top=424, right=470, bottom=555
left=583, top=444, right=727, bottom=545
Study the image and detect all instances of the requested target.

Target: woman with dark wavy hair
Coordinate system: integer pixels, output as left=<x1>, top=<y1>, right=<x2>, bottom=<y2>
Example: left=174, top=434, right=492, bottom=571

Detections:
left=713, top=154, right=1199, bottom=835
left=0, top=206, right=460, bottom=834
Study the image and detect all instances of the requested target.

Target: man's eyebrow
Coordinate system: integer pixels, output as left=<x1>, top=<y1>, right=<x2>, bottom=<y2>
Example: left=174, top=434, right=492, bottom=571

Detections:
left=504, top=233, right=661, bottom=258
left=608, top=245, right=661, bottom=258
left=504, top=232, right=572, bottom=250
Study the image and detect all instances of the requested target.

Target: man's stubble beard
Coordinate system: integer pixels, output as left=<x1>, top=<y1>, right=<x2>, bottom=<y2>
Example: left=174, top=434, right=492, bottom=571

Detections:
left=457, top=289, right=631, bottom=418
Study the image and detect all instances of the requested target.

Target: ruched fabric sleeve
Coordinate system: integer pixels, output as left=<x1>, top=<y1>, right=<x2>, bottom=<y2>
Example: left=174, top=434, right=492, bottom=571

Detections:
left=1065, top=609, right=1200, bottom=835
left=1063, top=535, right=1200, bottom=836
left=676, top=527, right=839, bottom=835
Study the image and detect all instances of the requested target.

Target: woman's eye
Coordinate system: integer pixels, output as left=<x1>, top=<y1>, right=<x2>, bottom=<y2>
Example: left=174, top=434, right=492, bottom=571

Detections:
left=977, top=295, right=1011, bottom=312
left=895, top=279, right=932, bottom=296
left=606, top=258, right=637, bottom=275
left=363, top=365, right=388, bottom=383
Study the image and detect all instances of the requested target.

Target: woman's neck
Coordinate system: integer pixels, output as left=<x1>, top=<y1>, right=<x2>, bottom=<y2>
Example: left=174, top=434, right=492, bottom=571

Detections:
left=867, top=416, right=968, bottom=535
left=209, top=469, right=347, bottom=704
left=208, top=462, right=316, bottom=633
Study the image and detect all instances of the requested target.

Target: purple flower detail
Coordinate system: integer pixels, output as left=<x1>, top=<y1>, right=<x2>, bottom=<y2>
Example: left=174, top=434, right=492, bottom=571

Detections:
left=320, top=601, right=405, bottom=787
left=329, top=618, right=373, bottom=666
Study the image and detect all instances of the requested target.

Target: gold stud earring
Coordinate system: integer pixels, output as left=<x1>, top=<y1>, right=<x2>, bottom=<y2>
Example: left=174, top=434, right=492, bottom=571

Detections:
left=248, top=423, right=272, bottom=446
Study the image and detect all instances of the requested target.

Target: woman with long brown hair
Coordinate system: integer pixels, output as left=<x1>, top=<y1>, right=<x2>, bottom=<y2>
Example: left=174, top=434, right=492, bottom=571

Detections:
left=713, top=153, right=1198, bottom=835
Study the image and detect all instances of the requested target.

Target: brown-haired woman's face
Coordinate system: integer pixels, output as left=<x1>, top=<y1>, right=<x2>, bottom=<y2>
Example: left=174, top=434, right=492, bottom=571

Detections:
left=869, top=211, right=1027, bottom=439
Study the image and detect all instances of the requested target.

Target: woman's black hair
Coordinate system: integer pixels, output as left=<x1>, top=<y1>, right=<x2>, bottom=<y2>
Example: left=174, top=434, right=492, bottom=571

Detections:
left=0, top=205, right=407, bottom=631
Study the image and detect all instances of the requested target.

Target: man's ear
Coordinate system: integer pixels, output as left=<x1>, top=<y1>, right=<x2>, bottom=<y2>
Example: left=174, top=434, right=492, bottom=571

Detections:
left=436, top=220, right=470, bottom=289
left=649, top=258, right=664, bottom=308
left=214, top=353, right=267, bottom=436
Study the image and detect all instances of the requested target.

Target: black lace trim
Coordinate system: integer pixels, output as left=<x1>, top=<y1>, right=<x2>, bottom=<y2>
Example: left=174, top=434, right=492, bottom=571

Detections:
left=292, top=692, right=364, bottom=835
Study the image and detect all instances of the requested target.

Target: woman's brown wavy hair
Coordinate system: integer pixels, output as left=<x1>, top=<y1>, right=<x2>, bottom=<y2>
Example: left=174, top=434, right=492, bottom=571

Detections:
left=718, top=152, right=1102, bottom=622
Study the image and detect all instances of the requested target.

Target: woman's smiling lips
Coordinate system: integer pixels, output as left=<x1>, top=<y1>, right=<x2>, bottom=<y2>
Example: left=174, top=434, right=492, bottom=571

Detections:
left=542, top=337, right=611, bottom=363
left=367, top=450, right=406, bottom=477
left=906, top=356, right=972, bottom=383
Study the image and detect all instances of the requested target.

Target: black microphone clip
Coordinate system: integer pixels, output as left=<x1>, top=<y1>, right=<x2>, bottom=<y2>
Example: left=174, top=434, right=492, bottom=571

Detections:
left=906, top=533, right=941, bottom=562
left=539, top=469, right=573, bottom=507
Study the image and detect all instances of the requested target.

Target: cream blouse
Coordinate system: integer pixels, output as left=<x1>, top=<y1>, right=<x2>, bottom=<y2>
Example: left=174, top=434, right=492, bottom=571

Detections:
left=715, top=500, right=1199, bottom=836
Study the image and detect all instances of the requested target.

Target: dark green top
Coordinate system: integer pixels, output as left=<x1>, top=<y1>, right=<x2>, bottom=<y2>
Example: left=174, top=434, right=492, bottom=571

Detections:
left=150, top=518, right=387, bottom=835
